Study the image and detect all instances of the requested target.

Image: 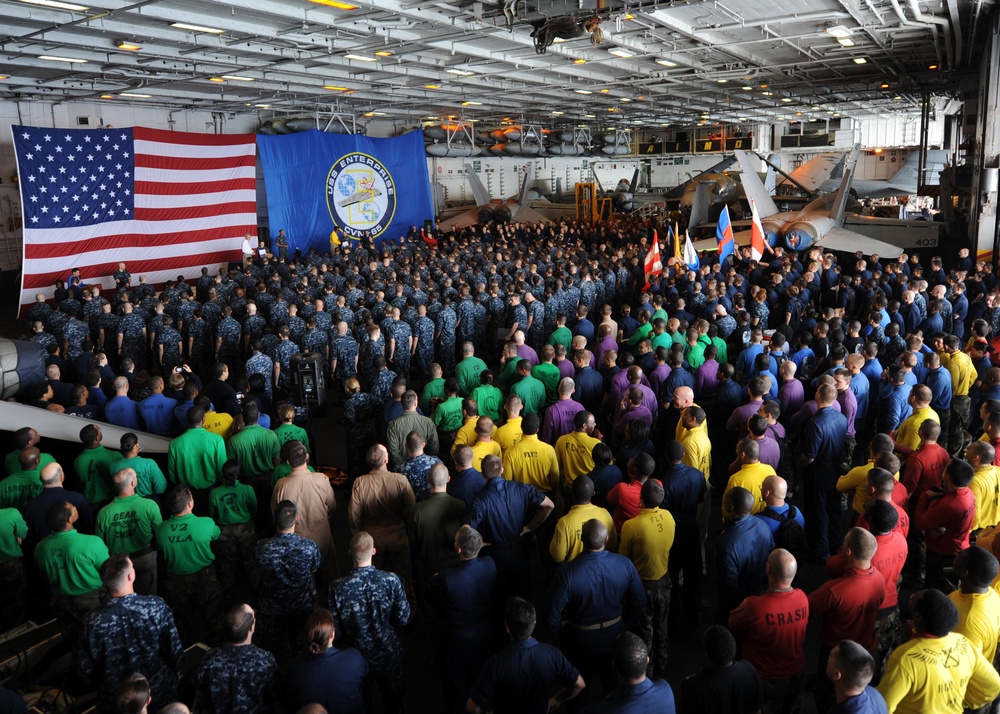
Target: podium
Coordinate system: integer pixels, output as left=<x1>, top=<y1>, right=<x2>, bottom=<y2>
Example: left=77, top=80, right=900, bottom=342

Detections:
left=290, top=353, right=326, bottom=408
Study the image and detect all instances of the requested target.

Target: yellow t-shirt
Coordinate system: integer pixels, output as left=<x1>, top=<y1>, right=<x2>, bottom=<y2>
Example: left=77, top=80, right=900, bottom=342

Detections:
left=675, top=403, right=703, bottom=443
left=681, top=422, right=712, bottom=482
left=502, top=434, right=560, bottom=494
left=451, top=417, right=478, bottom=453
left=203, top=410, right=234, bottom=439
left=947, top=351, right=975, bottom=396
left=619, top=507, right=676, bottom=581
left=878, top=632, right=1000, bottom=714
left=896, top=406, right=940, bottom=453
left=970, top=465, right=1000, bottom=531
left=496, top=417, right=523, bottom=454
left=555, top=431, right=602, bottom=487
left=950, top=589, right=1000, bottom=663
left=469, top=440, right=502, bottom=473
left=550, top=503, right=617, bottom=563
left=724, top=463, right=776, bottom=515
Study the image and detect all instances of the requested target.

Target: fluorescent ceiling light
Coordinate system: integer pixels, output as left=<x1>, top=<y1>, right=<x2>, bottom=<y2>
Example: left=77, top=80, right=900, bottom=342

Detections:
left=445, top=68, right=475, bottom=76
left=620, top=97, right=631, bottom=102
left=308, top=0, right=358, bottom=8
left=853, top=57, right=867, bottom=64
left=374, top=50, right=393, bottom=57
left=551, top=111, right=564, bottom=115
left=717, top=79, right=727, bottom=83
left=461, top=101, right=482, bottom=106
left=600, top=88, right=610, bottom=93
left=655, top=59, right=677, bottom=67
left=837, top=38, right=855, bottom=47
left=115, top=40, right=142, bottom=51
left=761, top=91, right=773, bottom=96
left=254, top=104, right=270, bottom=108
left=425, top=84, right=440, bottom=89
left=553, top=38, right=567, bottom=43
left=170, top=22, right=225, bottom=33
left=826, top=25, right=853, bottom=38
left=221, top=75, right=254, bottom=81
left=742, top=86, right=753, bottom=90
left=38, top=55, right=87, bottom=63
left=585, top=114, right=596, bottom=118
left=344, top=54, right=377, bottom=62
left=609, top=48, right=634, bottom=58
left=99, top=93, right=114, bottom=99
left=575, top=89, right=592, bottom=94
left=119, top=92, right=151, bottom=98
left=209, top=77, right=226, bottom=82
left=324, top=85, right=350, bottom=91
left=20, top=0, right=88, bottom=10
left=781, top=97, right=793, bottom=102
left=573, top=58, right=586, bottom=64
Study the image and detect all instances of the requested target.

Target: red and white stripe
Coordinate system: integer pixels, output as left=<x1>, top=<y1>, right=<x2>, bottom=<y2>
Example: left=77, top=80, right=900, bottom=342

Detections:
left=644, top=230, right=662, bottom=280
left=19, top=127, right=257, bottom=309
left=750, top=197, right=766, bottom=263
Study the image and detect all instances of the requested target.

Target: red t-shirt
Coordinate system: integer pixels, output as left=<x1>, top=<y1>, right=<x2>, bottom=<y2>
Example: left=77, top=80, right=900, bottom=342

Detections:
left=856, top=500, right=910, bottom=539
left=826, top=531, right=908, bottom=609
left=903, top=443, right=949, bottom=495
left=608, top=478, right=662, bottom=533
left=728, top=588, right=809, bottom=680
left=808, top=566, right=885, bottom=649
left=914, top=487, right=976, bottom=556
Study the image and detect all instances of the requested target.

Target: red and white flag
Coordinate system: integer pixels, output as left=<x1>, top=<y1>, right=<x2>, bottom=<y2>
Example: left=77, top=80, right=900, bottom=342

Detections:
left=13, top=125, right=257, bottom=311
left=643, top=230, right=662, bottom=284
left=750, top=197, right=766, bottom=262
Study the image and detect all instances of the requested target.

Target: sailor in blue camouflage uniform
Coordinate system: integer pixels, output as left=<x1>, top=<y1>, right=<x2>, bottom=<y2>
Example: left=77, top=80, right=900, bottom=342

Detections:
left=359, top=324, right=386, bottom=388
left=200, top=291, right=222, bottom=330
left=370, top=356, right=397, bottom=404
left=301, top=316, right=330, bottom=365
left=186, top=309, right=213, bottom=377
left=156, top=315, right=183, bottom=375
left=524, top=291, right=546, bottom=354
left=386, top=307, right=413, bottom=380
left=94, top=303, right=120, bottom=356
left=255, top=500, right=321, bottom=660
left=62, top=306, right=90, bottom=361
left=328, top=532, right=411, bottom=714
left=31, top=322, right=57, bottom=352
left=195, top=604, right=278, bottom=714
left=331, top=322, right=359, bottom=394
left=242, top=302, right=268, bottom=353
left=215, top=306, right=243, bottom=369
left=413, top=305, right=437, bottom=381
left=400, top=446, right=442, bottom=503
left=436, top=298, right=458, bottom=375
left=456, top=288, right=477, bottom=349
left=245, top=339, right=274, bottom=398
left=117, top=303, right=147, bottom=370
left=27, top=295, right=53, bottom=328
left=79, top=555, right=184, bottom=714
left=286, top=303, right=307, bottom=344
left=272, top=325, right=300, bottom=393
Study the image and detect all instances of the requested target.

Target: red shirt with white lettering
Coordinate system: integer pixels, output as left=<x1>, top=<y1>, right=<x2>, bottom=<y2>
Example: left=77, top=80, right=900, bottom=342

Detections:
left=808, top=566, right=885, bottom=649
left=826, top=531, right=908, bottom=609
left=728, top=588, right=809, bottom=680
left=856, top=500, right=910, bottom=539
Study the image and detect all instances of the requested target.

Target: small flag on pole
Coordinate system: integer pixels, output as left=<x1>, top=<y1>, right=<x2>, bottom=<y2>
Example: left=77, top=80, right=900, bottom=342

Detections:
left=683, top=230, right=700, bottom=271
left=643, top=230, right=662, bottom=289
left=750, top=197, right=766, bottom=262
left=716, top=204, right=735, bottom=264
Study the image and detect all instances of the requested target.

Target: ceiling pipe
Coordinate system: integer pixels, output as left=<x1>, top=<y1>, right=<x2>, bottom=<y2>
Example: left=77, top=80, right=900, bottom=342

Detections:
left=945, top=0, right=963, bottom=65
left=905, top=0, right=954, bottom=68
left=888, top=0, right=945, bottom=69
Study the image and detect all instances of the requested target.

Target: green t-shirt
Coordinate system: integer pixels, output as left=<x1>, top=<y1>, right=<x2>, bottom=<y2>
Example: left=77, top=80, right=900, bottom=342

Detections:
left=226, top=424, right=281, bottom=480
left=531, top=363, right=562, bottom=407
left=270, top=463, right=316, bottom=487
left=34, top=529, right=109, bottom=596
left=0, top=470, right=43, bottom=512
left=5, top=450, right=55, bottom=476
left=273, top=423, right=311, bottom=453
left=456, top=356, right=488, bottom=397
left=74, top=446, right=119, bottom=504
left=712, top=336, right=729, bottom=365
left=628, top=323, right=653, bottom=346
left=96, top=494, right=163, bottom=554
left=499, top=361, right=521, bottom=393
left=471, top=384, right=503, bottom=421
left=651, top=332, right=673, bottom=352
left=156, top=513, right=220, bottom=576
left=420, top=378, right=446, bottom=413
left=209, top=482, right=258, bottom=526
left=0, top=507, right=27, bottom=562
left=547, top=326, right=573, bottom=352
left=433, top=397, right=465, bottom=433
left=167, top=428, right=227, bottom=491
left=109, top=456, right=167, bottom=498
left=512, top=375, right=546, bottom=416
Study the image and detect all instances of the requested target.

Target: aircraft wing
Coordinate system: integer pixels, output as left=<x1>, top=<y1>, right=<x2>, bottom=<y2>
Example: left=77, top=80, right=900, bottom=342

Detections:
left=510, top=204, right=552, bottom=224
left=437, top=206, right=483, bottom=231
left=464, top=163, right=492, bottom=205
left=818, top=226, right=904, bottom=258
left=692, top=227, right=753, bottom=253
left=663, top=156, right=738, bottom=199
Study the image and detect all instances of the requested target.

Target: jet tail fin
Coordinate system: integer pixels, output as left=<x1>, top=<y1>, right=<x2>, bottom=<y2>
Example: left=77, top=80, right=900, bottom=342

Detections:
left=689, top=182, right=711, bottom=228
left=464, top=163, right=491, bottom=205
left=831, top=146, right=860, bottom=225
left=734, top=150, right=779, bottom=217
left=518, top=162, right=534, bottom=205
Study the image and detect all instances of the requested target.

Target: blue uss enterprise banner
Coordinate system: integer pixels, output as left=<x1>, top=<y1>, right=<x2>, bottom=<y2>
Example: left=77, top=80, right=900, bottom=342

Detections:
left=257, top=129, right=433, bottom=251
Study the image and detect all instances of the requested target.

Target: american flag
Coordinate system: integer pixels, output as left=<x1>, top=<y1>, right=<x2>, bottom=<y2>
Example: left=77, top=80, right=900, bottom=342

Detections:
left=12, top=125, right=257, bottom=311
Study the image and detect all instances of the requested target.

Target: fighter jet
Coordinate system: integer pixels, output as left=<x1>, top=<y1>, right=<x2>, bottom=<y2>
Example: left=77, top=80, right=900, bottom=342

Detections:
left=814, top=149, right=950, bottom=198
left=337, top=178, right=383, bottom=208
left=702, top=148, right=906, bottom=258
left=436, top=162, right=552, bottom=230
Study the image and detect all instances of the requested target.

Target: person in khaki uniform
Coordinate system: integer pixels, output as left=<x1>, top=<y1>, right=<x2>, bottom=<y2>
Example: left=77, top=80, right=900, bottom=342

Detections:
left=348, top=444, right=416, bottom=602
left=271, top=441, right=338, bottom=589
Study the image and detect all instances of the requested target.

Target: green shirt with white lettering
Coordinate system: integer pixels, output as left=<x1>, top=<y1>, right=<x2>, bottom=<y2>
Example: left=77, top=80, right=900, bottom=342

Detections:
left=0, top=470, right=43, bottom=512
left=156, top=513, right=220, bottom=576
left=96, top=494, right=163, bottom=554
left=74, top=446, right=119, bottom=504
